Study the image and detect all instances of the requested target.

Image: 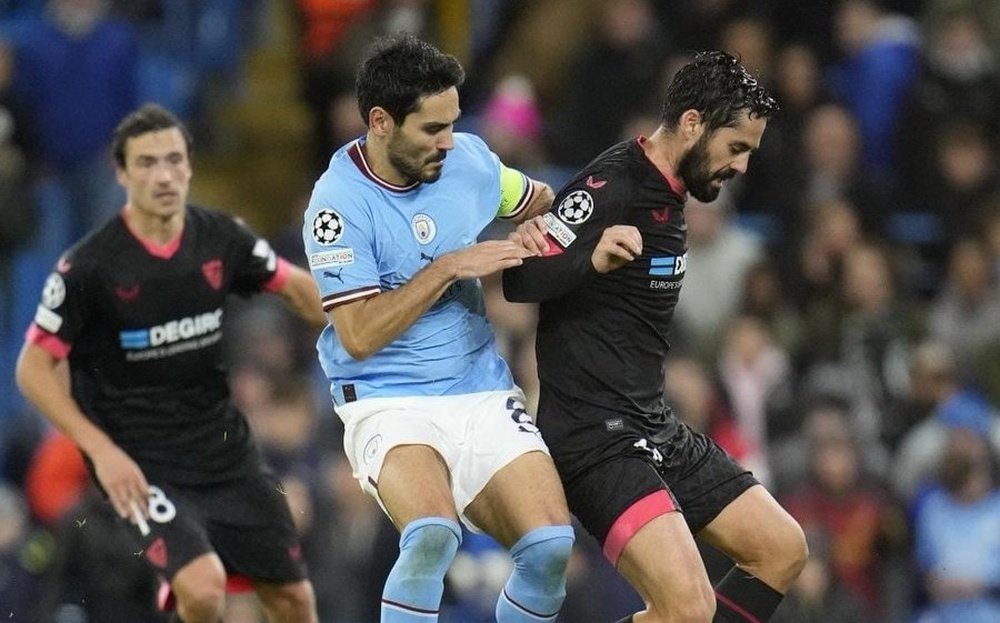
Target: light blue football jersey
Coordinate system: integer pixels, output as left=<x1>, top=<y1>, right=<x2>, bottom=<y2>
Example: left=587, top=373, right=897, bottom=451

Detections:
left=303, top=133, right=534, bottom=406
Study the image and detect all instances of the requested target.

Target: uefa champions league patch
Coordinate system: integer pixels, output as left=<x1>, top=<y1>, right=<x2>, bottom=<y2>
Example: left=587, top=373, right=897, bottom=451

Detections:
left=41, top=273, right=66, bottom=309
left=312, top=209, right=345, bottom=245
left=556, top=190, right=594, bottom=224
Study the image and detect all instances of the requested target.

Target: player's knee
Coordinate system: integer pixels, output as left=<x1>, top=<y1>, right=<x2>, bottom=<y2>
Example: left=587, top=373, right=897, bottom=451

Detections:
left=395, top=517, right=462, bottom=582
left=510, top=525, right=575, bottom=592
left=779, top=518, right=809, bottom=585
left=171, top=559, right=226, bottom=622
left=261, top=581, right=317, bottom=622
left=173, top=582, right=225, bottom=623
left=653, top=591, right=716, bottom=623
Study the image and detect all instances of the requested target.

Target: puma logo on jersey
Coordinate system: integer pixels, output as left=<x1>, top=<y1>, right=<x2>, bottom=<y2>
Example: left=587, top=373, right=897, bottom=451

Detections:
left=323, top=269, right=344, bottom=283
left=585, top=175, right=607, bottom=189
left=420, top=252, right=435, bottom=263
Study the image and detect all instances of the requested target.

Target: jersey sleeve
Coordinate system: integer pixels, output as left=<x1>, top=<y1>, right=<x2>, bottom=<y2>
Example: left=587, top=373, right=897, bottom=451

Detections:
left=503, top=174, right=627, bottom=302
left=303, top=187, right=381, bottom=311
left=461, top=132, right=534, bottom=221
left=25, top=256, right=91, bottom=360
left=229, top=217, right=289, bottom=295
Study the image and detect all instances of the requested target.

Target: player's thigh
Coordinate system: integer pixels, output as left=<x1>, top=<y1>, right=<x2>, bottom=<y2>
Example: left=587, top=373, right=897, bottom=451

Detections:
left=696, top=484, right=807, bottom=590
left=378, top=444, right=459, bottom=529
left=616, top=512, right=714, bottom=613
left=340, top=397, right=460, bottom=528
left=464, top=449, right=570, bottom=548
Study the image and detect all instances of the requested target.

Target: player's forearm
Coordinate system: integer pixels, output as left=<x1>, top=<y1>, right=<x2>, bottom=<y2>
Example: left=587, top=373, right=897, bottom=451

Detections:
left=15, top=345, right=116, bottom=458
left=502, top=250, right=595, bottom=303
left=334, top=260, right=458, bottom=360
left=281, top=266, right=328, bottom=329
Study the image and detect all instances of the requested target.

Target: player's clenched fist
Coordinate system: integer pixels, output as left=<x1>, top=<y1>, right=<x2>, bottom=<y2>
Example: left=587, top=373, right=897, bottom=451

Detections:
left=591, top=225, right=642, bottom=273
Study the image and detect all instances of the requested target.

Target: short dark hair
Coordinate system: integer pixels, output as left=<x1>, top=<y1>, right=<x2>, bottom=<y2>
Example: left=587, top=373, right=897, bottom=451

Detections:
left=112, top=103, right=192, bottom=168
left=355, top=33, right=465, bottom=127
left=661, top=51, right=778, bottom=131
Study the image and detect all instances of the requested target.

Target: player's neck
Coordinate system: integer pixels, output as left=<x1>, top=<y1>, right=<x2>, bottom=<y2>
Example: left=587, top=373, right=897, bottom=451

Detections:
left=123, top=204, right=185, bottom=245
left=361, top=135, right=411, bottom=187
left=642, top=127, right=684, bottom=179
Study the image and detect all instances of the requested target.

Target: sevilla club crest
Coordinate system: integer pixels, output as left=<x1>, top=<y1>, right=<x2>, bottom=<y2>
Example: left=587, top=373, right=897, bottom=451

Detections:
left=202, top=259, right=223, bottom=290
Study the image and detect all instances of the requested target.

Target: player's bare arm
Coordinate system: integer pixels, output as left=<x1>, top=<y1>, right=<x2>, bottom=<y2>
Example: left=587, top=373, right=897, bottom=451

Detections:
left=330, top=240, right=531, bottom=360
left=277, top=263, right=327, bottom=328
left=592, top=225, right=643, bottom=273
left=15, top=342, right=150, bottom=521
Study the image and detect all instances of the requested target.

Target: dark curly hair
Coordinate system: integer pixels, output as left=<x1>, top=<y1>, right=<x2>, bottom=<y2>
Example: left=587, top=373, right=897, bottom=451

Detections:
left=661, top=51, right=778, bottom=131
left=112, top=103, right=192, bottom=168
left=356, top=33, right=465, bottom=127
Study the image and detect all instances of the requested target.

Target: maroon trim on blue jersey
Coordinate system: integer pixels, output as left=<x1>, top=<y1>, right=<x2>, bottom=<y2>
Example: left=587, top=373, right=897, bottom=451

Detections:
left=120, top=209, right=184, bottom=259
left=263, top=257, right=292, bottom=293
left=347, top=140, right=421, bottom=192
left=322, top=286, right=381, bottom=310
left=602, top=489, right=678, bottom=565
left=637, top=136, right=687, bottom=196
left=26, top=324, right=71, bottom=359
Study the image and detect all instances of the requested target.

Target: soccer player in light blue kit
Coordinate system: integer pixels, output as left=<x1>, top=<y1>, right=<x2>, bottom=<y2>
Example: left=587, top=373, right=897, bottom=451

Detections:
left=302, top=34, right=575, bottom=623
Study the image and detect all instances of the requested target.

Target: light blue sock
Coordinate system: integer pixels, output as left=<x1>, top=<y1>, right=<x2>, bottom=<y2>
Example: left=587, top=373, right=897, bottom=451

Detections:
left=381, top=517, right=462, bottom=622
left=496, top=525, right=575, bottom=622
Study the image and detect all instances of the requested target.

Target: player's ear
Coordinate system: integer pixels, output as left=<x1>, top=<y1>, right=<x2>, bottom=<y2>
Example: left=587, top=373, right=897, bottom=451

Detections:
left=368, top=107, right=394, bottom=136
left=679, top=109, right=703, bottom=139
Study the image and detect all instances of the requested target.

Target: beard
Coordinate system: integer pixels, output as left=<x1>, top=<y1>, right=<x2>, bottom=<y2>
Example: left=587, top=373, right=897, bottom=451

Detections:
left=387, top=134, right=446, bottom=185
left=677, top=132, right=735, bottom=202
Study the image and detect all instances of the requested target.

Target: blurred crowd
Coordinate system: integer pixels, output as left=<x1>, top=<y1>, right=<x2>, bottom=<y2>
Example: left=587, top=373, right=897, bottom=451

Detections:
left=2, top=0, right=1000, bottom=622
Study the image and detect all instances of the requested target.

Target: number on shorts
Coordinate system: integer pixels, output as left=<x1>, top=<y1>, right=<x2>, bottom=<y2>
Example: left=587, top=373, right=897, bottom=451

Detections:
left=146, top=485, right=177, bottom=524
left=506, top=396, right=540, bottom=435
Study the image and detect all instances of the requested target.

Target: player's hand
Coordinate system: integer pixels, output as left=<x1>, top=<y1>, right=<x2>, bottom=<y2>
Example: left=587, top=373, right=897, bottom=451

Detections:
left=592, top=225, right=642, bottom=273
left=90, top=442, right=150, bottom=523
left=437, top=240, right=533, bottom=279
left=508, top=215, right=549, bottom=256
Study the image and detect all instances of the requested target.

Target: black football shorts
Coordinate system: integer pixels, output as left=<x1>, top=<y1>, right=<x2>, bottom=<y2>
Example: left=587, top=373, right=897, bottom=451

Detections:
left=122, top=471, right=306, bottom=584
left=561, top=420, right=758, bottom=553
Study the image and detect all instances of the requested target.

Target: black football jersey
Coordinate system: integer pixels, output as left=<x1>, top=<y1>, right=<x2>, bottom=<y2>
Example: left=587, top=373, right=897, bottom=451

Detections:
left=28, top=205, right=286, bottom=484
left=503, top=138, right=688, bottom=469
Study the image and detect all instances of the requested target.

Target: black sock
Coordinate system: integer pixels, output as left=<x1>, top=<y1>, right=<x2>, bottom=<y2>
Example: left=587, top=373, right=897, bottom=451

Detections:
left=613, top=617, right=634, bottom=623
left=713, top=567, right=783, bottom=622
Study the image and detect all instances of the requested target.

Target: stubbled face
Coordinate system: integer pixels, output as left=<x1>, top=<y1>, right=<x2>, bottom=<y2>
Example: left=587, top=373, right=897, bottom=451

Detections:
left=116, top=128, right=191, bottom=219
left=387, top=87, right=460, bottom=184
left=678, top=109, right=766, bottom=202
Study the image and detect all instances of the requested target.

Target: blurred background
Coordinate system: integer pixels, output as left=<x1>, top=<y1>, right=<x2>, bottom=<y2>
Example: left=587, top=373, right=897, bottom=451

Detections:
left=2, top=0, right=1000, bottom=621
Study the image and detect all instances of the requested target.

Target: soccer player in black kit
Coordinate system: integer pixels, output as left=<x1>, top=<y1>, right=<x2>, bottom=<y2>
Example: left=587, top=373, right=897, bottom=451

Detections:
left=15, top=104, right=324, bottom=623
left=503, top=52, right=808, bottom=623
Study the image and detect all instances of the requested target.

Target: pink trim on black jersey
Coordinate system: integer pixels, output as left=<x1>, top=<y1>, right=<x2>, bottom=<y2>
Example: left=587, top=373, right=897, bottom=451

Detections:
left=26, top=324, right=71, bottom=359
left=347, top=140, right=421, bottom=192
left=603, top=489, right=678, bottom=565
left=263, top=257, right=292, bottom=293
left=637, top=136, right=687, bottom=196
left=120, top=209, right=184, bottom=259
left=322, top=286, right=381, bottom=310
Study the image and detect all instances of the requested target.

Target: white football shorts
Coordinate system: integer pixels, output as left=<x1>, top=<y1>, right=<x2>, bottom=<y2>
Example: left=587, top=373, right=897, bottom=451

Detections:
left=338, top=389, right=550, bottom=530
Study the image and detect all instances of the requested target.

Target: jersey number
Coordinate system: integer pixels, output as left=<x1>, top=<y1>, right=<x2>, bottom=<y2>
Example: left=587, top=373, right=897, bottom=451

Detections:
left=506, top=397, right=540, bottom=435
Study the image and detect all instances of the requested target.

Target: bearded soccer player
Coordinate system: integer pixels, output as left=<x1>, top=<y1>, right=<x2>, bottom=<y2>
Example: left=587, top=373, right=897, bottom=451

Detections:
left=504, top=52, right=808, bottom=623
left=302, top=34, right=574, bottom=623
left=16, top=104, right=324, bottom=623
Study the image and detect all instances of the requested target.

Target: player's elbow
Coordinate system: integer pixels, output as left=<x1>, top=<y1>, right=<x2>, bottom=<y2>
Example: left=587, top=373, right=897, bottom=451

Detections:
left=340, top=334, right=377, bottom=361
